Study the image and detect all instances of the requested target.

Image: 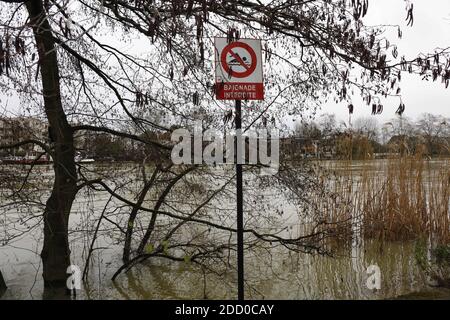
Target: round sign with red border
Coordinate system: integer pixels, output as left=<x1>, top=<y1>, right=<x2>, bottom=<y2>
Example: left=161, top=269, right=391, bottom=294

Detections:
left=221, top=42, right=258, bottom=79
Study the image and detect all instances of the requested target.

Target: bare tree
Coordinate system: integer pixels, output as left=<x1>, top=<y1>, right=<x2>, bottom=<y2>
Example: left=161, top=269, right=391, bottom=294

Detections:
left=416, top=113, right=449, bottom=155
left=353, top=117, right=379, bottom=142
left=0, top=0, right=449, bottom=294
left=318, top=113, right=346, bottom=138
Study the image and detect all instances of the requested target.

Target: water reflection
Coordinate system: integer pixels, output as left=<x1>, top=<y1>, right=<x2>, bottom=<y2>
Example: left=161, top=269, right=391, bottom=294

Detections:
left=77, top=240, right=430, bottom=300
left=1, top=160, right=448, bottom=300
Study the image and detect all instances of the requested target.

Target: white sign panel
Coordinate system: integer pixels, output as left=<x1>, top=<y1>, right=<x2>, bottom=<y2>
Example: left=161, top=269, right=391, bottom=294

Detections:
left=214, top=38, right=264, bottom=100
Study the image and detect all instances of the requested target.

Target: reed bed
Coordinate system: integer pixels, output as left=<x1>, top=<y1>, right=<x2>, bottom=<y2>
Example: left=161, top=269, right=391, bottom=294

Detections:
left=312, top=149, right=449, bottom=245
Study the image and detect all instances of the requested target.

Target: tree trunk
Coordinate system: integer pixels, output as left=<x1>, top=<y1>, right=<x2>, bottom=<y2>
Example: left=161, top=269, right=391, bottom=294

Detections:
left=0, top=269, right=6, bottom=297
left=26, top=0, right=78, bottom=289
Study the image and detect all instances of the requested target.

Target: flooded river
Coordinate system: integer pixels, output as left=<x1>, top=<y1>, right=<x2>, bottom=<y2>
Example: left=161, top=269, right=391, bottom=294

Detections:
left=0, top=159, right=449, bottom=300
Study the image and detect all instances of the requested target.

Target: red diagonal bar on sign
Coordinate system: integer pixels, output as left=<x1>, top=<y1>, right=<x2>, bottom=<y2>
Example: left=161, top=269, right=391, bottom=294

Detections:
left=228, top=49, right=250, bottom=71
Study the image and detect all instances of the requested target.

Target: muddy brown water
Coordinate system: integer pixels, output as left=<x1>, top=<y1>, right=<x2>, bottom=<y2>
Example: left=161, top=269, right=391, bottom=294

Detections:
left=0, top=159, right=448, bottom=300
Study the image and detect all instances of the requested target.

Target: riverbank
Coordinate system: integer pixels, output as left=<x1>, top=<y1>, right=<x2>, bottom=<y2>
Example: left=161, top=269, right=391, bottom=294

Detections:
left=391, top=288, right=450, bottom=300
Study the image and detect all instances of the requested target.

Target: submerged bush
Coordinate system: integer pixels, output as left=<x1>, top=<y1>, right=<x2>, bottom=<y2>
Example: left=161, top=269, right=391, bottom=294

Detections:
left=415, top=239, right=450, bottom=289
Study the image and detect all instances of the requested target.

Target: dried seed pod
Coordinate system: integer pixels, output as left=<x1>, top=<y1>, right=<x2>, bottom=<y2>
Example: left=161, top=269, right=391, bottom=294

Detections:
left=372, top=104, right=377, bottom=115
left=223, top=109, right=233, bottom=124
left=235, top=29, right=240, bottom=41
left=0, top=39, right=4, bottom=75
left=369, top=33, right=375, bottom=49
left=362, top=0, right=368, bottom=17
left=136, top=91, right=144, bottom=108
left=169, top=67, right=174, bottom=81
left=193, top=92, right=200, bottom=106
left=444, top=70, right=450, bottom=88
left=15, top=36, right=23, bottom=55
left=406, top=4, right=414, bottom=26
left=199, top=41, right=204, bottom=65
left=167, top=38, right=172, bottom=53
left=392, top=46, right=398, bottom=59
left=348, top=104, right=354, bottom=115
left=391, top=78, right=396, bottom=89
left=5, top=50, right=10, bottom=77
left=432, top=69, right=439, bottom=81
left=377, top=104, right=383, bottom=115
left=182, top=65, right=189, bottom=77
left=195, top=15, right=203, bottom=41
left=396, top=103, right=406, bottom=116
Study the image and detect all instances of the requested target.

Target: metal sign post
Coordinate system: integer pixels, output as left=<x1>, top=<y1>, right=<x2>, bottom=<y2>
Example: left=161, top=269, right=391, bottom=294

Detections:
left=214, top=37, right=264, bottom=300
left=235, top=99, right=244, bottom=300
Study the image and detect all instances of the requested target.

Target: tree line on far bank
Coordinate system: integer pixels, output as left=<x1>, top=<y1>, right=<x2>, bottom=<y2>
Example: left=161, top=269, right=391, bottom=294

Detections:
left=75, top=112, right=449, bottom=162
left=292, top=112, right=449, bottom=159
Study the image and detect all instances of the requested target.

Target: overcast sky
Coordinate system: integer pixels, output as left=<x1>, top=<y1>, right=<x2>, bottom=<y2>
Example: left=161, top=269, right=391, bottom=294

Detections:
left=318, top=0, right=450, bottom=125
left=1, top=1, right=448, bottom=126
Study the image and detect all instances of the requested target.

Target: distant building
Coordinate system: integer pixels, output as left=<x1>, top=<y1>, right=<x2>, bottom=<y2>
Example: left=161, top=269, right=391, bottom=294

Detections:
left=281, top=134, right=355, bottom=160
left=0, top=117, right=48, bottom=158
left=280, top=137, right=319, bottom=160
left=387, top=135, right=424, bottom=155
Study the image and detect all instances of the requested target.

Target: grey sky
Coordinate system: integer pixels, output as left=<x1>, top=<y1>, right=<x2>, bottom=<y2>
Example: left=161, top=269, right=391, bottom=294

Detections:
left=1, top=1, right=448, bottom=126
left=318, top=0, right=450, bottom=124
